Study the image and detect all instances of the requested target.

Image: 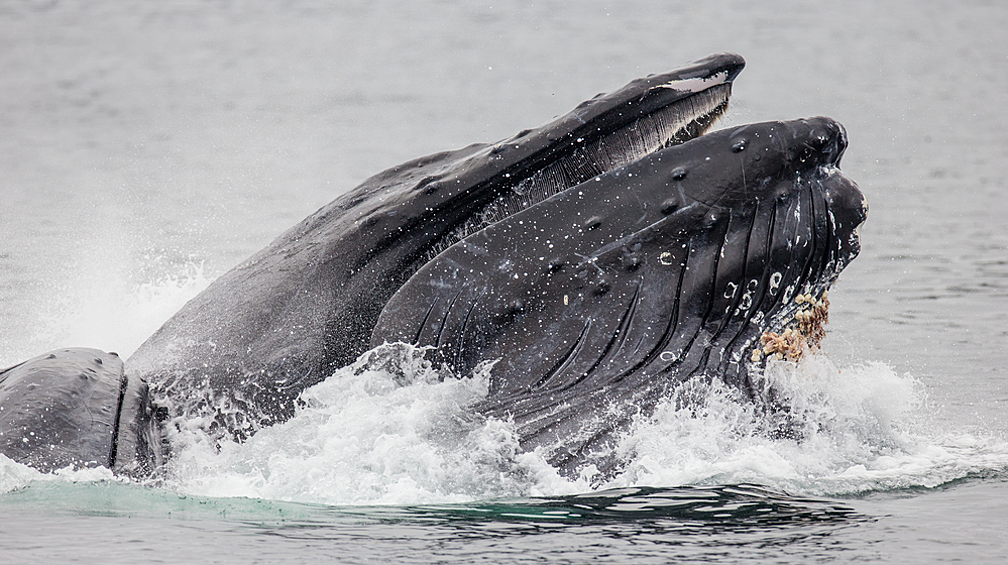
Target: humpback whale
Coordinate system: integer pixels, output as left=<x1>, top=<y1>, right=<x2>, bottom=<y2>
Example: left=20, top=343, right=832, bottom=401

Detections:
left=0, top=53, right=866, bottom=477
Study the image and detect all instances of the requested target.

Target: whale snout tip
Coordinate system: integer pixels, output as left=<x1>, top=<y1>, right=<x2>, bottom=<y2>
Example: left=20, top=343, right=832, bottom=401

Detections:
left=798, top=116, right=848, bottom=167
left=683, top=52, right=746, bottom=83
left=824, top=167, right=868, bottom=232
left=833, top=119, right=848, bottom=165
left=710, top=52, right=746, bottom=82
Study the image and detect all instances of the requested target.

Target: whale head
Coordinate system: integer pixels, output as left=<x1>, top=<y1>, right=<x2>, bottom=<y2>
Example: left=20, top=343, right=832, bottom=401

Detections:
left=372, top=116, right=866, bottom=474
left=129, top=54, right=751, bottom=433
left=131, top=55, right=865, bottom=476
left=5, top=54, right=867, bottom=479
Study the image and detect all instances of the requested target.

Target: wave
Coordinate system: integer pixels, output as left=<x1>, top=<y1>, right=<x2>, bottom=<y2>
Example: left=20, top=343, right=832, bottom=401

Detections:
left=145, top=343, right=1008, bottom=505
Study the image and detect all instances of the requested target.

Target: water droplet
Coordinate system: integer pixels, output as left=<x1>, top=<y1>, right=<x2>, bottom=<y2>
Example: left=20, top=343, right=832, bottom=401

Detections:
left=595, top=278, right=612, bottom=295
left=660, top=198, right=679, bottom=214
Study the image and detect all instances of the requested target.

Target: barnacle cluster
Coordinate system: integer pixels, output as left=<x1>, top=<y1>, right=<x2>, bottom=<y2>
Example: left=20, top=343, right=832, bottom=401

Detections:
left=750, top=290, right=830, bottom=363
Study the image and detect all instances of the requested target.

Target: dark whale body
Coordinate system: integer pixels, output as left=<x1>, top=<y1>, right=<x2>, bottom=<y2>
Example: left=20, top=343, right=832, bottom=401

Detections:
left=374, top=118, right=863, bottom=472
left=0, top=349, right=162, bottom=475
left=0, top=54, right=866, bottom=476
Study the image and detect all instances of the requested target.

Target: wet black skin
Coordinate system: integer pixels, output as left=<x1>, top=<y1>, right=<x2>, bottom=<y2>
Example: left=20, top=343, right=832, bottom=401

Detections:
left=0, top=349, right=162, bottom=476
left=127, top=53, right=745, bottom=437
left=0, top=54, right=866, bottom=476
left=374, top=118, right=864, bottom=474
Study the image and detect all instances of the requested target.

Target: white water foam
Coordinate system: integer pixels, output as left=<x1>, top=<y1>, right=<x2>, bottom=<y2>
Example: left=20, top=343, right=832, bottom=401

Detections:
left=163, top=344, right=582, bottom=505
left=609, top=356, right=1008, bottom=496
left=0, top=454, right=123, bottom=495
left=149, top=344, right=1008, bottom=506
left=4, top=340, right=1008, bottom=505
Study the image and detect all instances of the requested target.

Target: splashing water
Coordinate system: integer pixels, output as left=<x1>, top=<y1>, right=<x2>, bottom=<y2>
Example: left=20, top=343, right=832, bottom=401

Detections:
left=4, top=338, right=1008, bottom=505
left=20, top=258, right=211, bottom=362
left=161, top=344, right=581, bottom=505
left=139, top=343, right=1007, bottom=506
left=610, top=357, right=927, bottom=494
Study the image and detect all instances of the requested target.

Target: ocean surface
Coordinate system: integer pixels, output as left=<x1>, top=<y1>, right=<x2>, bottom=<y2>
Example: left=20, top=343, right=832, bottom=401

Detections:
left=2, top=0, right=1007, bottom=562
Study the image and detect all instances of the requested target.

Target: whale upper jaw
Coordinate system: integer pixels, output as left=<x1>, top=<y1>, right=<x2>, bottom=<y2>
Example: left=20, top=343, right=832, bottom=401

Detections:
left=407, top=52, right=746, bottom=264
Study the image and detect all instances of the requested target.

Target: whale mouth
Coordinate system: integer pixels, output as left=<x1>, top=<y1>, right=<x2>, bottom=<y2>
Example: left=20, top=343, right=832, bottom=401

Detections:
left=746, top=156, right=866, bottom=369
left=478, top=84, right=731, bottom=222
left=422, top=63, right=737, bottom=263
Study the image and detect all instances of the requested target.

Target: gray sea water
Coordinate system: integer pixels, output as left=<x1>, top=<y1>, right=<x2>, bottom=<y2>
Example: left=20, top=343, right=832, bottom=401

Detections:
left=2, top=0, right=1007, bottom=562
